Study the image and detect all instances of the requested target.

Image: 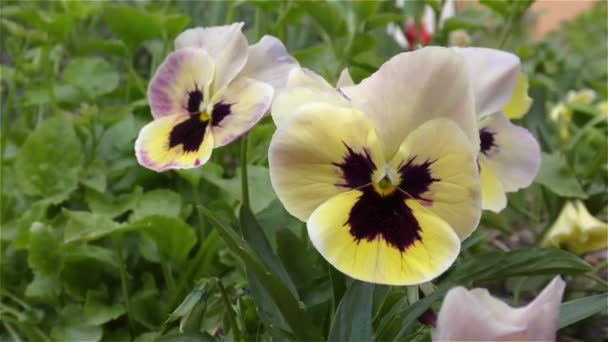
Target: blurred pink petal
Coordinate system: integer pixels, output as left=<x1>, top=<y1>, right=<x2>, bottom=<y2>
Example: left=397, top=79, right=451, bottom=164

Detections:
left=434, top=276, right=566, bottom=341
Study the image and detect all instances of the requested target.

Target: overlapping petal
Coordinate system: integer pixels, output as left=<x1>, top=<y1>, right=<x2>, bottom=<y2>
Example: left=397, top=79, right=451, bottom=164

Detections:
left=342, top=47, right=479, bottom=157
left=308, top=190, right=460, bottom=285
left=503, top=72, right=532, bottom=119
left=209, top=77, right=273, bottom=147
left=147, top=48, right=215, bottom=119
left=454, top=47, right=521, bottom=118
left=434, top=276, right=565, bottom=341
left=271, top=68, right=351, bottom=126
left=269, top=103, right=384, bottom=221
left=237, top=35, right=299, bottom=90
left=174, top=23, right=248, bottom=91
left=135, top=114, right=214, bottom=172
left=479, top=157, right=507, bottom=212
left=389, top=119, right=481, bottom=239
left=336, top=68, right=355, bottom=87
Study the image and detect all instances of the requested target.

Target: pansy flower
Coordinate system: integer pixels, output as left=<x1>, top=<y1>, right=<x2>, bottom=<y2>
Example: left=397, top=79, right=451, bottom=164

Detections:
left=136, top=23, right=298, bottom=171
left=435, top=276, right=566, bottom=341
left=543, top=201, right=608, bottom=254
left=269, top=47, right=482, bottom=285
left=456, top=48, right=541, bottom=212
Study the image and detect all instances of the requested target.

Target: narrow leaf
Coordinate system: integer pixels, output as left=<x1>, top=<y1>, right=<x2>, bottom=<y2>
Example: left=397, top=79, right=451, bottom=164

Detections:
left=329, top=280, right=375, bottom=341
left=559, top=293, right=608, bottom=329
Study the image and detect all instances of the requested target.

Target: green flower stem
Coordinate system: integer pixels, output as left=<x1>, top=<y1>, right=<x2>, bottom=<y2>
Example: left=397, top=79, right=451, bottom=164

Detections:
left=2, top=320, right=22, bottom=342
left=240, top=133, right=250, bottom=209
left=216, top=279, right=242, bottom=341
left=113, top=236, right=135, bottom=333
left=162, top=261, right=177, bottom=295
left=407, top=286, right=419, bottom=304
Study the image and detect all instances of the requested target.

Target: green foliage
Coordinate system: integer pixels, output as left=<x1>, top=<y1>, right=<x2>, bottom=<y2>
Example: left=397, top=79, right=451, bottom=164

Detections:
left=1, top=0, right=606, bottom=341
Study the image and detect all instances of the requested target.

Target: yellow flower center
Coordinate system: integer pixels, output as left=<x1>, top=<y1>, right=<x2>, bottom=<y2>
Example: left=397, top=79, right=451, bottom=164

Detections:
left=372, top=176, right=397, bottom=197
left=199, top=112, right=211, bottom=122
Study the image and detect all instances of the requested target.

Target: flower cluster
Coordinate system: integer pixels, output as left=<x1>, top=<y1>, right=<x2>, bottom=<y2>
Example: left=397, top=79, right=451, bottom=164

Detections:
left=136, top=24, right=543, bottom=287
left=549, top=88, right=607, bottom=139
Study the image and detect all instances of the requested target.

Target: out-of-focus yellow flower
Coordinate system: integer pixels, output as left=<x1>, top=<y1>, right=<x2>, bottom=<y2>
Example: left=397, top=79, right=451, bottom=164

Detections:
left=567, top=89, right=596, bottom=105
left=449, top=29, right=471, bottom=47
left=543, top=201, right=608, bottom=254
left=596, top=100, right=608, bottom=116
left=548, top=103, right=573, bottom=139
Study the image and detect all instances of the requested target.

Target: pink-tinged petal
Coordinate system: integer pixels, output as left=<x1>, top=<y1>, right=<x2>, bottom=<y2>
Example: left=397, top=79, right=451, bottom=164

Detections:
left=174, top=23, right=248, bottom=91
left=209, top=77, right=273, bottom=147
left=135, top=114, right=214, bottom=172
left=454, top=47, right=521, bottom=118
left=148, top=48, right=215, bottom=119
left=342, top=47, right=478, bottom=158
left=237, top=35, right=299, bottom=91
left=336, top=68, right=355, bottom=87
left=480, top=113, right=541, bottom=192
left=434, top=276, right=566, bottom=341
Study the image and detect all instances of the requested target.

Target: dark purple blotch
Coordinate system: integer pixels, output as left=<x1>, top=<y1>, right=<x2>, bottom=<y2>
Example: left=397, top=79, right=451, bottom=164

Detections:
left=211, top=102, right=232, bottom=126
left=479, top=128, right=497, bottom=154
left=399, top=157, right=439, bottom=200
left=332, top=143, right=376, bottom=189
left=168, top=116, right=208, bottom=152
left=186, top=88, right=204, bottom=114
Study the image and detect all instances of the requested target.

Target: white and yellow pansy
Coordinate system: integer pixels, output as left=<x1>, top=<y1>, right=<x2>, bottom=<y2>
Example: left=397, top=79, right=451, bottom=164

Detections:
left=136, top=23, right=298, bottom=172
left=455, top=47, right=541, bottom=212
left=269, top=47, right=482, bottom=285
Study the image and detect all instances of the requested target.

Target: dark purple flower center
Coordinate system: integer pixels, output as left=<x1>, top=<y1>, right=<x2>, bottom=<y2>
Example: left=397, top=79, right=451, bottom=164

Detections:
left=186, top=88, right=204, bottom=114
left=334, top=144, right=439, bottom=252
left=479, top=128, right=496, bottom=154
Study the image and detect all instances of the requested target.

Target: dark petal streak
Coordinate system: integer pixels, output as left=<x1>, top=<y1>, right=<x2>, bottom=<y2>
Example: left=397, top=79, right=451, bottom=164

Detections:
left=211, top=102, right=232, bottom=127
left=169, top=116, right=209, bottom=152
left=333, top=144, right=376, bottom=189
left=187, top=89, right=204, bottom=114
left=347, top=188, right=422, bottom=252
left=399, top=158, right=439, bottom=200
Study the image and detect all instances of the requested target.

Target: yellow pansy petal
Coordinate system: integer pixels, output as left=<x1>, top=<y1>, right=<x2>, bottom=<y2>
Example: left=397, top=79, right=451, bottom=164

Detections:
left=135, top=114, right=214, bottom=172
left=269, top=103, right=383, bottom=221
left=209, top=77, right=273, bottom=147
left=271, top=68, right=349, bottom=126
left=544, top=201, right=608, bottom=254
left=148, top=48, right=215, bottom=119
left=175, top=23, right=248, bottom=91
left=307, top=190, right=460, bottom=285
left=479, top=156, right=507, bottom=212
left=389, top=119, right=481, bottom=240
left=480, top=113, right=541, bottom=192
left=343, top=47, right=479, bottom=157
left=503, top=72, right=532, bottom=119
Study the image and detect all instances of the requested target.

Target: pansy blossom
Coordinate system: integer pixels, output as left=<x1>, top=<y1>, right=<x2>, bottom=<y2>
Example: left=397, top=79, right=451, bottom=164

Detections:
left=455, top=48, right=540, bottom=212
left=136, top=23, right=298, bottom=172
left=269, top=47, right=481, bottom=285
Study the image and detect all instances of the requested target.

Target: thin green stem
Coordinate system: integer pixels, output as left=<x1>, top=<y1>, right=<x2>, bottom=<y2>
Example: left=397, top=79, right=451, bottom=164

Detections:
left=240, top=134, right=250, bottom=209
left=217, top=279, right=242, bottom=341
left=407, top=286, right=419, bottom=304
left=2, top=321, right=22, bottom=342
left=113, top=236, right=135, bottom=333
left=512, top=276, right=528, bottom=305
left=498, top=2, right=520, bottom=49
left=162, top=261, right=177, bottom=295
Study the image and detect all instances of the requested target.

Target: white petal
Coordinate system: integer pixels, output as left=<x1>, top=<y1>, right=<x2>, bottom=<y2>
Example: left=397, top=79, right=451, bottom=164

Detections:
left=237, top=35, right=299, bottom=90
left=517, top=276, right=565, bottom=341
left=336, top=68, right=355, bottom=87
left=175, top=23, right=248, bottom=91
left=454, top=47, right=521, bottom=118
left=342, top=47, right=478, bottom=158
left=209, top=77, right=273, bottom=147
left=480, top=113, right=541, bottom=192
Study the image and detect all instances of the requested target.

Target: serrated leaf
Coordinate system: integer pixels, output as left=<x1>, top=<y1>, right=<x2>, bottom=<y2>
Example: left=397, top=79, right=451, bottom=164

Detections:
left=63, top=210, right=122, bottom=243
left=329, top=280, right=375, bottom=341
left=15, top=114, right=84, bottom=202
left=559, top=293, right=608, bottom=329
left=130, top=189, right=182, bottom=222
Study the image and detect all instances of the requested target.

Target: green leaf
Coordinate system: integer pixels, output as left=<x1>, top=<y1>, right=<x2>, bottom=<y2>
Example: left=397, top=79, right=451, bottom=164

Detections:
left=85, top=187, right=142, bottom=218
left=479, top=0, right=509, bottom=16
left=298, top=1, right=346, bottom=37
left=84, top=289, right=126, bottom=325
left=394, top=285, right=451, bottom=339
left=559, top=293, right=608, bottom=329
left=130, top=189, right=183, bottom=221
left=329, top=280, right=375, bottom=341
left=27, top=223, right=63, bottom=275
left=15, top=114, right=84, bottom=202
left=199, top=206, right=321, bottom=341
left=535, top=152, right=588, bottom=198
left=63, top=210, right=121, bottom=243
left=352, top=0, right=380, bottom=21
left=25, top=273, right=61, bottom=304
left=240, top=205, right=298, bottom=297
left=365, top=13, right=403, bottom=30
left=64, top=244, right=120, bottom=273
left=63, top=57, right=120, bottom=98
left=51, top=305, right=103, bottom=342
left=447, top=248, right=592, bottom=283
